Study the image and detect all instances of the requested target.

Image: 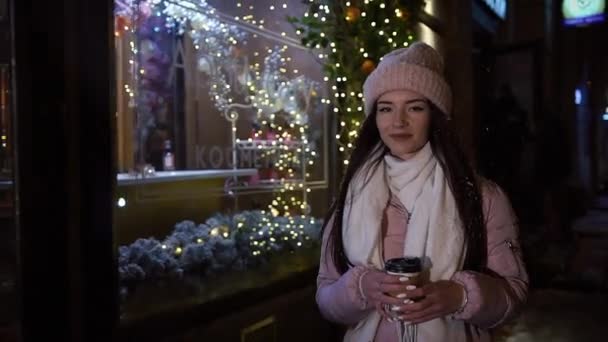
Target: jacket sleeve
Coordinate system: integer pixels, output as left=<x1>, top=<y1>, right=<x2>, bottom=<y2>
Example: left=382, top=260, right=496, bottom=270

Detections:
left=451, top=183, right=529, bottom=329
left=316, top=216, right=375, bottom=325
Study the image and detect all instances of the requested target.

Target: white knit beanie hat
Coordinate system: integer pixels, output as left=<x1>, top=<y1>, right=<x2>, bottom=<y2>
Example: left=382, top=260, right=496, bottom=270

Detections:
left=362, top=42, right=452, bottom=116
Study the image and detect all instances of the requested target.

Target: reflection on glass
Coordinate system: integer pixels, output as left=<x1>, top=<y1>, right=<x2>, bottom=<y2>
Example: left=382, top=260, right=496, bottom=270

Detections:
left=113, top=0, right=328, bottom=324
left=0, top=5, right=19, bottom=339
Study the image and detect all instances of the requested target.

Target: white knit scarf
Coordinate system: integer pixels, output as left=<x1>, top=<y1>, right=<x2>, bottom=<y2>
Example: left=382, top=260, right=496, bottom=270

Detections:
left=342, top=142, right=467, bottom=342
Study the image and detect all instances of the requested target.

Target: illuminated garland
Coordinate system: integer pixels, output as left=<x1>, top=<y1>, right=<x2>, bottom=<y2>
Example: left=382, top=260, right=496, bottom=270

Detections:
left=118, top=210, right=323, bottom=297
left=155, top=0, right=248, bottom=112
left=288, top=0, right=425, bottom=167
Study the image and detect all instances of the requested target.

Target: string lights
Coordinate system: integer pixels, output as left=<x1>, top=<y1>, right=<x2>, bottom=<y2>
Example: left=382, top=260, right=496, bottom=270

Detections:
left=118, top=211, right=323, bottom=297
left=114, top=0, right=326, bottom=282
left=288, top=0, right=424, bottom=166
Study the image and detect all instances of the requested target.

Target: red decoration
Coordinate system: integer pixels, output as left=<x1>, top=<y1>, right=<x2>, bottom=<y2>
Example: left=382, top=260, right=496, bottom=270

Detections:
left=361, top=59, right=376, bottom=75
left=115, top=15, right=132, bottom=36
left=399, top=8, right=410, bottom=21
left=345, top=7, right=361, bottom=22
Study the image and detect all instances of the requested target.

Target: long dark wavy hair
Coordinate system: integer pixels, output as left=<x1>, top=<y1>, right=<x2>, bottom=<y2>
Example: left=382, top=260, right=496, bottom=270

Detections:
left=322, top=103, right=487, bottom=274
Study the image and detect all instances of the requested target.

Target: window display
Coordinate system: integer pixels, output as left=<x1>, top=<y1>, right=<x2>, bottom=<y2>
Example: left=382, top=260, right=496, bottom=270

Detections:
left=113, top=0, right=330, bottom=322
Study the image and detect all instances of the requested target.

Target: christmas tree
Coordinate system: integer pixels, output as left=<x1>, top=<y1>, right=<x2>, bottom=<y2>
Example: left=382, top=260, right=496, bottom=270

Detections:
left=288, top=0, right=425, bottom=165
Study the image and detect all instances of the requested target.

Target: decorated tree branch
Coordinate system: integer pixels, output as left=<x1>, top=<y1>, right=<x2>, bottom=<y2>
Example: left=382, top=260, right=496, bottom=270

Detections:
left=288, top=0, right=425, bottom=166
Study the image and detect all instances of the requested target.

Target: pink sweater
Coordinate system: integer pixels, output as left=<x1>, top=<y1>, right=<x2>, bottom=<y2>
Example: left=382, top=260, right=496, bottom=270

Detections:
left=316, top=183, right=529, bottom=341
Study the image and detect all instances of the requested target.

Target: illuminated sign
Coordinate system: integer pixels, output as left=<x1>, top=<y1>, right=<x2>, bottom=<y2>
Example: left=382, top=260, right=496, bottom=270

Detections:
left=562, top=0, right=606, bottom=26
left=481, top=0, right=507, bottom=20
left=575, top=88, right=582, bottom=105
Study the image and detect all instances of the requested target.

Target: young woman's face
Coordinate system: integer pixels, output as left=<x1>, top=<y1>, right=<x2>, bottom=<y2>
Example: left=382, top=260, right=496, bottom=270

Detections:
left=375, top=89, right=431, bottom=160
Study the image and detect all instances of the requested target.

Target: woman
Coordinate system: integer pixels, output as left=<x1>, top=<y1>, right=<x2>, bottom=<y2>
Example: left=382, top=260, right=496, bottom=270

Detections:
left=316, top=42, right=528, bottom=341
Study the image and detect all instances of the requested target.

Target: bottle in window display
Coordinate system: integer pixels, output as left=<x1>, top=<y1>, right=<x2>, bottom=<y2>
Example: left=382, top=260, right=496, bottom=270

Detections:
left=163, top=139, right=175, bottom=171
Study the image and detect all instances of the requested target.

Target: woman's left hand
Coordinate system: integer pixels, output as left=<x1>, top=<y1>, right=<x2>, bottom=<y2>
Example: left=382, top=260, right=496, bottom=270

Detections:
left=392, top=280, right=465, bottom=324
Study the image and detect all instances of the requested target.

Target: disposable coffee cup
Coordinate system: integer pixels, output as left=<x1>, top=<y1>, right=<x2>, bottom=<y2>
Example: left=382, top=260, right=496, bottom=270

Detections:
left=385, top=258, right=422, bottom=333
left=383, top=257, right=422, bottom=321
left=384, top=257, right=422, bottom=318
left=385, top=257, right=422, bottom=290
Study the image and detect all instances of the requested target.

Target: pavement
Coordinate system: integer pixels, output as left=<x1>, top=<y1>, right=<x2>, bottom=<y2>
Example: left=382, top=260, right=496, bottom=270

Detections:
left=495, top=289, right=608, bottom=342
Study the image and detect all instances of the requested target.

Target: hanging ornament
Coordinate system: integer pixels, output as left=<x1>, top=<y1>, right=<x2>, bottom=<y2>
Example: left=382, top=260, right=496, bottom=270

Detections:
left=398, top=8, right=411, bottom=21
left=345, top=6, right=361, bottom=22
left=361, top=59, right=376, bottom=75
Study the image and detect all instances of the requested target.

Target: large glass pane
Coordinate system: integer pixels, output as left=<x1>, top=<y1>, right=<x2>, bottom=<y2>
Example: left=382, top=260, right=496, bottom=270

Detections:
left=113, top=0, right=329, bottom=325
left=0, top=0, right=19, bottom=340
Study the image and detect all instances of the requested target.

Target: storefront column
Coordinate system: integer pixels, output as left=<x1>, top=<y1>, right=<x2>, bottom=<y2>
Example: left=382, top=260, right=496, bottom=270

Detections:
left=420, top=0, right=476, bottom=160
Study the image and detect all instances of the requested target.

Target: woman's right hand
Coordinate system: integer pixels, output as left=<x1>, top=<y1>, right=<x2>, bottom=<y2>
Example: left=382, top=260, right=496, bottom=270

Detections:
left=360, top=269, right=414, bottom=320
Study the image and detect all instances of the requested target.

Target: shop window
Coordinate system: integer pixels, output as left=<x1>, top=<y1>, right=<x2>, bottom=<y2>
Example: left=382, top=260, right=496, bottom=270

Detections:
left=113, top=0, right=329, bottom=323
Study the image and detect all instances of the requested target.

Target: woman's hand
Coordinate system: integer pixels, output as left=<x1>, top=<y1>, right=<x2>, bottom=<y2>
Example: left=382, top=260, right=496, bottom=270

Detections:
left=393, top=280, right=465, bottom=324
left=359, top=269, right=413, bottom=320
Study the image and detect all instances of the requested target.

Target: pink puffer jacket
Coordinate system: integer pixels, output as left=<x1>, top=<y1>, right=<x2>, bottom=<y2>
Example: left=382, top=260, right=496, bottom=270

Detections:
left=316, top=182, right=529, bottom=341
